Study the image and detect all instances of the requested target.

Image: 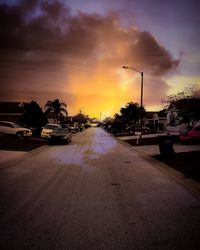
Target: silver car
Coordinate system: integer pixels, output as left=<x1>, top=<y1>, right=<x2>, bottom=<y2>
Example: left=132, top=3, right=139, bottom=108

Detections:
left=49, top=128, right=72, bottom=144
left=0, top=121, right=32, bottom=137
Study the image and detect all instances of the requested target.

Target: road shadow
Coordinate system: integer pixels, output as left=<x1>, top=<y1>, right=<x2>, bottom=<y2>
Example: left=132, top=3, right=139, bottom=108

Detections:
left=0, top=134, right=47, bottom=151
left=153, top=150, right=200, bottom=183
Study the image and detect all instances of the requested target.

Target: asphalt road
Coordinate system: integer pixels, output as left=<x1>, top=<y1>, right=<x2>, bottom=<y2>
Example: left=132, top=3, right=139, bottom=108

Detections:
left=0, top=127, right=200, bottom=249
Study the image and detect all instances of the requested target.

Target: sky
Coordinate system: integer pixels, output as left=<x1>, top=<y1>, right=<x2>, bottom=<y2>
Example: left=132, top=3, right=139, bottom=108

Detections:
left=0, top=0, right=199, bottom=118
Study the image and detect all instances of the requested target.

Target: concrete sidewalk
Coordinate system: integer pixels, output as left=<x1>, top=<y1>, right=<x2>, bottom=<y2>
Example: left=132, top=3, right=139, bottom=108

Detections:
left=131, top=143, right=200, bottom=157
left=117, top=131, right=180, bottom=141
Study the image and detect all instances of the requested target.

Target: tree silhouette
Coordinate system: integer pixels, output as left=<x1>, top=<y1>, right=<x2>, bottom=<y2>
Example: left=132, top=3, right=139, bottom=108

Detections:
left=19, top=101, right=48, bottom=136
left=44, top=99, right=68, bottom=124
left=73, top=112, right=88, bottom=124
left=163, top=88, right=200, bottom=125
left=120, top=102, right=145, bottom=124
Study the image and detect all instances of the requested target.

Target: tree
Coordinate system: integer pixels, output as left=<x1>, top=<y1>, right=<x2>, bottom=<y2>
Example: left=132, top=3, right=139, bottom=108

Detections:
left=120, top=102, right=145, bottom=124
left=162, top=88, right=200, bottom=125
left=44, top=99, right=68, bottom=124
left=19, top=101, right=48, bottom=136
left=73, top=112, right=88, bottom=124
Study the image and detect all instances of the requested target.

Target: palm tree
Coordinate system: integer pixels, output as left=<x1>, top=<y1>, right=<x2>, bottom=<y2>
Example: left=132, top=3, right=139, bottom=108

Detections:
left=44, top=99, right=68, bottom=124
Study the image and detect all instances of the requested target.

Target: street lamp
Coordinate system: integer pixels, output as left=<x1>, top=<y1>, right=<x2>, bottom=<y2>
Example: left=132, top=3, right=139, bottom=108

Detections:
left=122, top=66, right=144, bottom=137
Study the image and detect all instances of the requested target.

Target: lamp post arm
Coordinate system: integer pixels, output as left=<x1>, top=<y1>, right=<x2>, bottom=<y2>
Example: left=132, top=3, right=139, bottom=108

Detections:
left=122, top=66, right=142, bottom=74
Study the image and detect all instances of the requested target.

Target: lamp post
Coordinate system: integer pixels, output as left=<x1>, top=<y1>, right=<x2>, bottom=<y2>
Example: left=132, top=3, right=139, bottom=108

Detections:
left=122, top=66, right=144, bottom=137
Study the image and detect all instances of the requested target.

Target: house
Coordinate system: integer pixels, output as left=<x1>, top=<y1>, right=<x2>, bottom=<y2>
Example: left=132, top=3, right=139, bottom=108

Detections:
left=143, top=110, right=167, bottom=131
left=0, top=102, right=28, bottom=123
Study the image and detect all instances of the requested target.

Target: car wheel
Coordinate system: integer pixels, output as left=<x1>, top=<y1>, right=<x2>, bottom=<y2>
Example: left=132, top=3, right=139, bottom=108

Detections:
left=65, top=138, right=69, bottom=144
left=16, top=131, right=23, bottom=137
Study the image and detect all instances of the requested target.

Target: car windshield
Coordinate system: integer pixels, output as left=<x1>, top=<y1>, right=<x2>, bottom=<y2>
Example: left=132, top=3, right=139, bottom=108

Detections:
left=12, top=122, right=23, bottom=128
left=45, top=124, right=59, bottom=129
left=52, top=128, right=68, bottom=134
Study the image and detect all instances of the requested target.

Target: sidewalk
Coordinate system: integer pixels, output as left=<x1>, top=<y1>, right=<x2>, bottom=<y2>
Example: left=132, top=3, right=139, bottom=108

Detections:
left=117, top=131, right=180, bottom=141
left=131, top=143, right=200, bottom=156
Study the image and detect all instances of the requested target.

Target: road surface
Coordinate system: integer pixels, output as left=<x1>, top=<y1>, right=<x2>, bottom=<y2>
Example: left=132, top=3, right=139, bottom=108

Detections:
left=0, top=127, right=200, bottom=249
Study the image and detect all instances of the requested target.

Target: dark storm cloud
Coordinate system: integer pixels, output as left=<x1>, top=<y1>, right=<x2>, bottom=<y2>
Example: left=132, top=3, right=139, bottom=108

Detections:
left=0, top=0, right=68, bottom=51
left=0, top=0, right=98, bottom=56
left=129, top=31, right=179, bottom=75
left=0, top=0, right=179, bottom=76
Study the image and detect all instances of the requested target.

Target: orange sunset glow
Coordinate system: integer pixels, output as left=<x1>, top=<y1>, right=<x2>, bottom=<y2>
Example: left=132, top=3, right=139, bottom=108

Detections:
left=67, top=64, right=139, bottom=118
left=0, top=0, right=199, bottom=118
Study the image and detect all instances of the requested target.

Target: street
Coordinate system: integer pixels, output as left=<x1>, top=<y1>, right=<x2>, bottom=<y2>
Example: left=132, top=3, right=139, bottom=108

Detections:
left=0, top=127, right=200, bottom=249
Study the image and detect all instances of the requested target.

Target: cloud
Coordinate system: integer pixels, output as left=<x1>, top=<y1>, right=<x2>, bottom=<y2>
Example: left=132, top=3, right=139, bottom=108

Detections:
left=128, top=31, right=179, bottom=75
left=0, top=0, right=179, bottom=71
left=142, top=76, right=170, bottom=105
left=0, top=0, right=180, bottom=115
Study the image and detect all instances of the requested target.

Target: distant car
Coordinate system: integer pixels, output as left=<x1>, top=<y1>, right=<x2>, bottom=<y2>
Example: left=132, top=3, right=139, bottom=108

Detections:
left=49, top=128, right=72, bottom=144
left=78, top=124, right=84, bottom=132
left=69, top=123, right=79, bottom=133
left=0, top=121, right=32, bottom=137
left=124, top=125, right=150, bottom=134
left=179, top=126, right=200, bottom=143
left=41, top=123, right=61, bottom=138
left=132, top=125, right=150, bottom=134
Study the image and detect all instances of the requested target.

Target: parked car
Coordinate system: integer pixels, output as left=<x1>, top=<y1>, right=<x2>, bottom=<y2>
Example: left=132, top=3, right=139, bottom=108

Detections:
left=41, top=123, right=61, bottom=138
left=0, top=121, right=32, bottom=137
left=78, top=124, right=84, bottom=132
left=49, top=128, right=72, bottom=144
left=131, top=125, right=150, bottom=134
left=179, top=126, right=200, bottom=143
left=122, top=124, right=150, bottom=134
left=69, top=123, right=79, bottom=133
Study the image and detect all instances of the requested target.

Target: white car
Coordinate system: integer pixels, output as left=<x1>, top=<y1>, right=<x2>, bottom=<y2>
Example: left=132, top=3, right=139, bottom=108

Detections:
left=0, top=121, right=32, bottom=137
left=41, top=123, right=61, bottom=138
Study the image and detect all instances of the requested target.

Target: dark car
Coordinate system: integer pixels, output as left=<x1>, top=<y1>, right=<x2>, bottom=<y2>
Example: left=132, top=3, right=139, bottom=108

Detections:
left=49, top=128, right=72, bottom=144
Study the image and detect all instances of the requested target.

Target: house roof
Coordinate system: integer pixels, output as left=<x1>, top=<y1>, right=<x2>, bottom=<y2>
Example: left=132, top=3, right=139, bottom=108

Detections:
left=145, top=110, right=166, bottom=119
left=0, top=102, right=29, bottom=113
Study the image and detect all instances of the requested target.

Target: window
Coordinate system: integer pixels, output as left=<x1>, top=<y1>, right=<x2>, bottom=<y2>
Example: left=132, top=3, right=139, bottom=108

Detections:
left=0, top=122, right=13, bottom=128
